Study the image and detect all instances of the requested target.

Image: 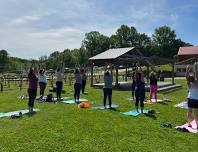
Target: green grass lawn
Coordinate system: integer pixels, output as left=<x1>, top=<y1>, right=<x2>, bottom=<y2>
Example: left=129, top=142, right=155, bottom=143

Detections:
left=0, top=79, right=197, bottom=152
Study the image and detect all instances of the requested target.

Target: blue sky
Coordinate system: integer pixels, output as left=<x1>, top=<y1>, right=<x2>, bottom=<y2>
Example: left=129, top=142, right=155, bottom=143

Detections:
left=0, top=0, right=198, bottom=59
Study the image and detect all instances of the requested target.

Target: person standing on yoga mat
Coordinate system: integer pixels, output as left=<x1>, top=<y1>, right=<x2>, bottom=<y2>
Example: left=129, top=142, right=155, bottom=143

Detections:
left=27, top=64, right=38, bottom=113
left=38, top=69, right=47, bottom=99
left=134, top=67, right=145, bottom=114
left=103, top=70, right=113, bottom=109
left=74, top=68, right=82, bottom=103
left=131, top=69, right=136, bottom=100
left=56, top=63, right=64, bottom=101
left=149, top=68, right=158, bottom=103
left=186, top=64, right=198, bottom=129
left=81, top=68, right=87, bottom=94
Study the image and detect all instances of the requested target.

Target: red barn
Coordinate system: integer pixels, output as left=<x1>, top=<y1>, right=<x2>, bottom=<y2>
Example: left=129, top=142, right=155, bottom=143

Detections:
left=177, top=46, right=198, bottom=61
left=175, top=46, right=198, bottom=76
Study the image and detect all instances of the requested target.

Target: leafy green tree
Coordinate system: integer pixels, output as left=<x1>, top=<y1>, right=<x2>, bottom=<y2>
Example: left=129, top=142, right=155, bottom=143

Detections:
left=129, top=26, right=139, bottom=47
left=0, top=50, right=9, bottom=72
left=62, top=49, right=77, bottom=67
left=115, top=25, right=132, bottom=47
left=82, top=31, right=110, bottom=57
left=152, top=26, right=177, bottom=58
left=137, top=33, right=151, bottom=47
left=109, top=34, right=119, bottom=48
left=75, top=47, right=88, bottom=65
left=152, top=26, right=176, bottom=46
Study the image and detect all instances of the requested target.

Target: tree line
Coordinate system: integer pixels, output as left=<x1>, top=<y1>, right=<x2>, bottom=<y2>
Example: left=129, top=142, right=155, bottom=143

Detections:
left=0, top=25, right=191, bottom=72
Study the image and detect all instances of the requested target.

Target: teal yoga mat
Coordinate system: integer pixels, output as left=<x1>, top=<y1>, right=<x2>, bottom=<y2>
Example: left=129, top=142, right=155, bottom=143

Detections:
left=121, top=109, right=148, bottom=117
left=61, top=98, right=88, bottom=104
left=0, top=109, right=39, bottom=118
left=91, top=104, right=119, bottom=110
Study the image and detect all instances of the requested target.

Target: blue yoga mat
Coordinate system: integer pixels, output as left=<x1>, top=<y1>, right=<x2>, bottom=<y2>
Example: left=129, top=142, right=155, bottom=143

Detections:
left=0, top=109, right=39, bottom=118
left=61, top=98, right=88, bottom=104
left=91, top=104, right=119, bottom=110
left=121, top=109, right=148, bottom=117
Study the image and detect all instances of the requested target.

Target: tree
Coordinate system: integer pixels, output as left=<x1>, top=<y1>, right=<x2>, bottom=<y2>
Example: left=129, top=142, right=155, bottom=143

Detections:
left=62, top=49, right=77, bottom=67
left=0, top=50, right=9, bottom=72
left=137, top=33, right=151, bottom=47
left=109, top=34, right=119, bottom=48
left=152, top=26, right=177, bottom=58
left=46, top=51, right=61, bottom=69
left=152, top=26, right=176, bottom=46
left=129, top=26, right=139, bottom=47
left=112, top=25, right=142, bottom=48
left=115, top=25, right=132, bottom=47
left=75, top=47, right=88, bottom=65
left=82, top=31, right=110, bottom=57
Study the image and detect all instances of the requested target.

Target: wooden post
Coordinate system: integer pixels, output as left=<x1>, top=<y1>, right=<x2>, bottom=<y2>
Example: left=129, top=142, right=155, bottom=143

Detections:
left=125, top=67, right=128, bottom=81
left=115, top=66, right=119, bottom=87
left=91, top=62, right=94, bottom=87
left=172, top=63, right=175, bottom=84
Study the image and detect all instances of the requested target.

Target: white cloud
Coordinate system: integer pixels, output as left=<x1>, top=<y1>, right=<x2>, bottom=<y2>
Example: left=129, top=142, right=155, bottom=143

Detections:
left=9, top=15, right=41, bottom=25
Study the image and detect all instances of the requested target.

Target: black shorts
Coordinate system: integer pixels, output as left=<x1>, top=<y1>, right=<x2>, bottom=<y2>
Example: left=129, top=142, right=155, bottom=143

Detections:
left=188, top=98, right=198, bottom=109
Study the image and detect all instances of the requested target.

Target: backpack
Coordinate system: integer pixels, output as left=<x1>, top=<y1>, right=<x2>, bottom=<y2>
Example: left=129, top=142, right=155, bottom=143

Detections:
left=46, top=94, right=53, bottom=102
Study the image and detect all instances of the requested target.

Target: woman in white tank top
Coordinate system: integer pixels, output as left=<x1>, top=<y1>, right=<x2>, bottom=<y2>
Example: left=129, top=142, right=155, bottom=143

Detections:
left=186, top=64, right=198, bottom=129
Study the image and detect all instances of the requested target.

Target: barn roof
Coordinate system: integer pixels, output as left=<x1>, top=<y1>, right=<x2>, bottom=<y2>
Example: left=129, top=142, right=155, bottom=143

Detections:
left=178, top=46, right=198, bottom=55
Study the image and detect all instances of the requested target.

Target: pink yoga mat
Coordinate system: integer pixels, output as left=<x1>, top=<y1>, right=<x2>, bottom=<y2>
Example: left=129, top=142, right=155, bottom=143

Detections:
left=176, top=120, right=198, bottom=133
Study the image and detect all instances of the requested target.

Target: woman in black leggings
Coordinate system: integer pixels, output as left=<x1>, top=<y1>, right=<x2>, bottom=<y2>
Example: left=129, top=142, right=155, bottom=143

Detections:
left=103, top=71, right=113, bottom=109
left=74, top=69, right=82, bottom=103
left=134, top=71, right=145, bottom=114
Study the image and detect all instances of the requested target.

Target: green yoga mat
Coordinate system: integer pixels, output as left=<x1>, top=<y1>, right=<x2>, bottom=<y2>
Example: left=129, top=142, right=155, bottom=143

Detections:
left=0, top=109, right=39, bottom=118
left=121, top=109, right=148, bottom=117
left=61, top=98, right=88, bottom=104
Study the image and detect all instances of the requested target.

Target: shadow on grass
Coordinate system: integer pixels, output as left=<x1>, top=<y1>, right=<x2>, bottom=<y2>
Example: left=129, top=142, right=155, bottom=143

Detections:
left=144, top=113, right=157, bottom=120
left=26, top=112, right=37, bottom=117
left=109, top=108, right=120, bottom=112
left=157, top=101, right=169, bottom=105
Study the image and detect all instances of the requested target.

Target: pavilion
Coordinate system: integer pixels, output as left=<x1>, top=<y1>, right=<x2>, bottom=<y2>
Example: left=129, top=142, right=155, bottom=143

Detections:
left=89, top=47, right=175, bottom=89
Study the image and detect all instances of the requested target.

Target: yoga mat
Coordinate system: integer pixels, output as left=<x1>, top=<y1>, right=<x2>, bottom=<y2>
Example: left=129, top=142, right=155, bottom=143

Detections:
left=126, top=97, right=135, bottom=101
left=0, top=109, right=39, bottom=118
left=174, top=101, right=188, bottom=109
left=176, top=120, right=198, bottom=133
left=121, top=109, right=148, bottom=117
left=54, top=97, right=70, bottom=101
left=61, top=98, right=88, bottom=104
left=91, top=104, right=119, bottom=110
left=17, top=95, right=29, bottom=99
left=146, top=99, right=163, bottom=103
left=69, top=91, right=88, bottom=95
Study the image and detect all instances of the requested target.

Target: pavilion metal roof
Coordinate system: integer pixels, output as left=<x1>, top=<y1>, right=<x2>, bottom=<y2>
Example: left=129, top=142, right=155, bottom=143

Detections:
left=89, top=47, right=135, bottom=60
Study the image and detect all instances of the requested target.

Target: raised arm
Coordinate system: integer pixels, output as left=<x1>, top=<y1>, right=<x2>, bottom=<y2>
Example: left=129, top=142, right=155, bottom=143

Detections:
left=141, top=72, right=145, bottom=83
left=185, top=65, right=191, bottom=80
left=61, top=63, right=65, bottom=73
left=186, top=64, right=191, bottom=88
